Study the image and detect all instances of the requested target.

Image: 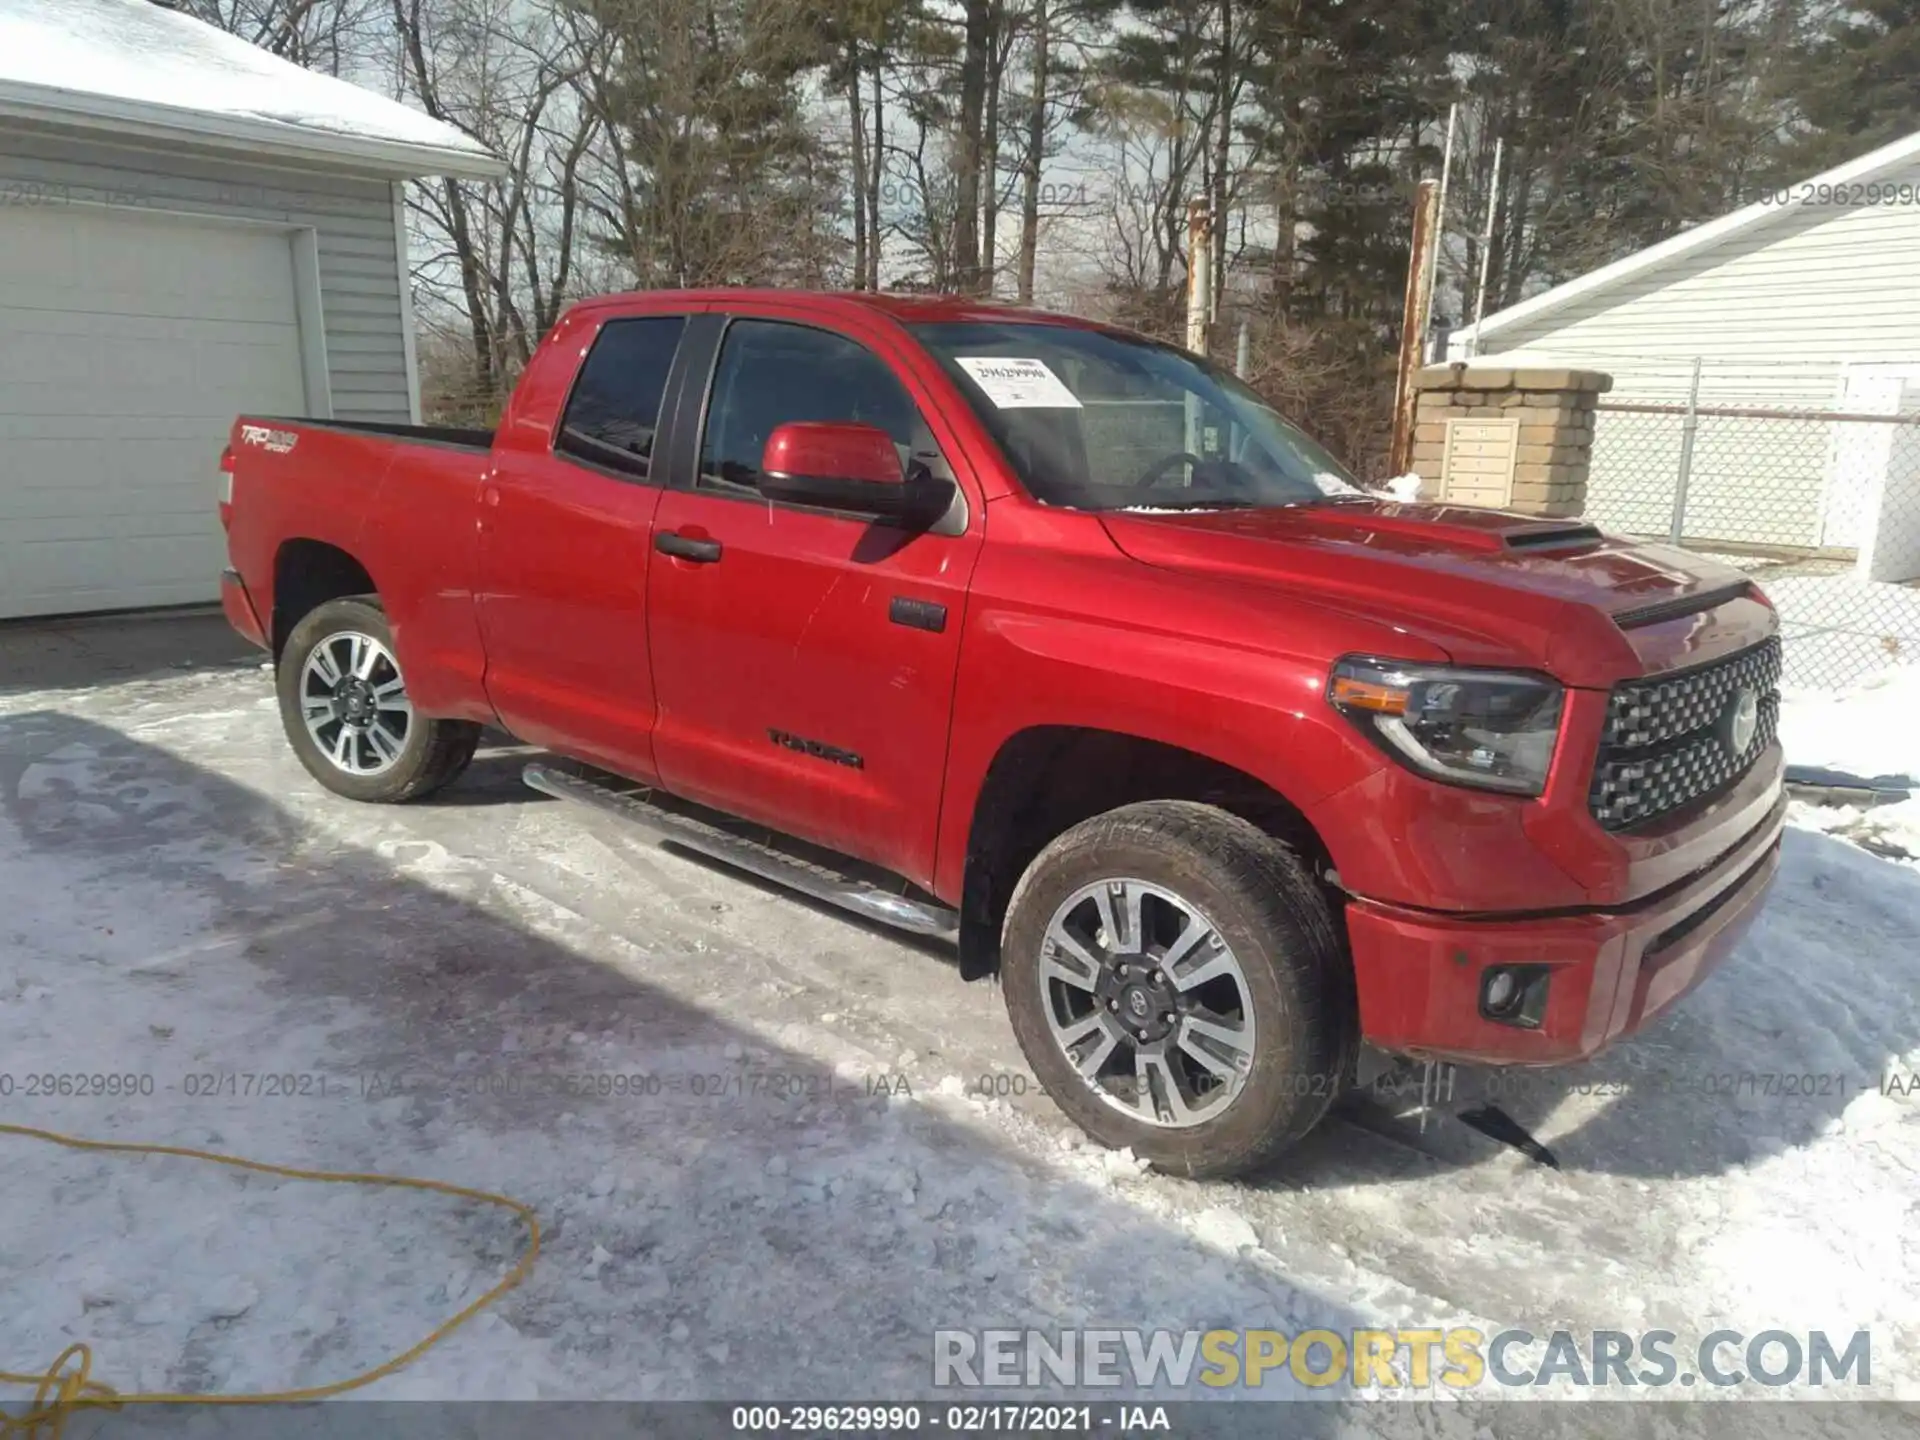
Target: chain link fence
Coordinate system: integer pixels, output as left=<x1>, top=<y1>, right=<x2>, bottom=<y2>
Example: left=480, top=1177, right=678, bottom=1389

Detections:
left=1586, top=360, right=1920, bottom=690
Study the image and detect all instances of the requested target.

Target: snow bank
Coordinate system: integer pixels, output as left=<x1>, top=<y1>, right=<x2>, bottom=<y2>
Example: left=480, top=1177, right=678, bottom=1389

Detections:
left=0, top=0, right=493, bottom=162
left=1377, top=472, right=1424, bottom=503
left=1779, top=665, right=1920, bottom=783
left=1791, top=794, right=1920, bottom=865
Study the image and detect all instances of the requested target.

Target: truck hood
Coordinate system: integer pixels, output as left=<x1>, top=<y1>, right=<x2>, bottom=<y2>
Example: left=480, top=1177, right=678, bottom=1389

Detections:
left=1097, top=500, right=1767, bottom=687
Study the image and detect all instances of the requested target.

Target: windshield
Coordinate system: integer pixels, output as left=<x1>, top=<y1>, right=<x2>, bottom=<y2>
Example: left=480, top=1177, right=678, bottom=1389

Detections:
left=910, top=320, right=1364, bottom=512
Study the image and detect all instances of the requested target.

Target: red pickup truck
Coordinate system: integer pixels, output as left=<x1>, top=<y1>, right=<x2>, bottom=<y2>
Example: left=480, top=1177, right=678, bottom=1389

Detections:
left=220, top=289, right=1784, bottom=1177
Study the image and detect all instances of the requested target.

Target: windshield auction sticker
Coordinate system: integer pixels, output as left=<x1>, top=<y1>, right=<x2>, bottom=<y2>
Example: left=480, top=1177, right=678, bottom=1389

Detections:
left=955, top=357, right=1083, bottom=408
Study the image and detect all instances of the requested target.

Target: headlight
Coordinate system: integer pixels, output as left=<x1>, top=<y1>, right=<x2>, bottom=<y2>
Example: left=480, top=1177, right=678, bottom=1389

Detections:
left=1328, top=657, right=1564, bottom=795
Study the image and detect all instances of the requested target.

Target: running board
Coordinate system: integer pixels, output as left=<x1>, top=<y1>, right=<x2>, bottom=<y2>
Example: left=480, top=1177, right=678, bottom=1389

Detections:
left=522, top=763, right=960, bottom=938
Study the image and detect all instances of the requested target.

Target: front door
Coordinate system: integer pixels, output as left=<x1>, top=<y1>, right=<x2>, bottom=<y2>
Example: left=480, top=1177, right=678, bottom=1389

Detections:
left=645, top=314, right=982, bottom=884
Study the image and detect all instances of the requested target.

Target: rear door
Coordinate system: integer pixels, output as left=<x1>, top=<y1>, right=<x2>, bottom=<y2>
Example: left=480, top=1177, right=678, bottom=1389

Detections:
left=644, top=309, right=983, bottom=884
left=476, top=307, right=704, bottom=779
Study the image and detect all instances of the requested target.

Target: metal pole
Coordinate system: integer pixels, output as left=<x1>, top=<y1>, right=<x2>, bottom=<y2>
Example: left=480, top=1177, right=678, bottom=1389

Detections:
left=1670, top=357, right=1703, bottom=546
left=1235, top=319, right=1250, bottom=380
left=1466, top=136, right=1502, bottom=358
left=1428, top=102, right=1457, bottom=360
left=1389, top=179, right=1441, bottom=476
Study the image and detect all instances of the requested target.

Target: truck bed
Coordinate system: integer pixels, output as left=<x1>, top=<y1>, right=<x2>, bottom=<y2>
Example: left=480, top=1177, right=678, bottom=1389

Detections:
left=224, top=412, right=500, bottom=717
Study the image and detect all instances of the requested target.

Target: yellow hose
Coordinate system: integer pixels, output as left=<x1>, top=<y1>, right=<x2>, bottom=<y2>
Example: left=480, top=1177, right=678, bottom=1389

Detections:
left=0, top=1121, right=542, bottom=1440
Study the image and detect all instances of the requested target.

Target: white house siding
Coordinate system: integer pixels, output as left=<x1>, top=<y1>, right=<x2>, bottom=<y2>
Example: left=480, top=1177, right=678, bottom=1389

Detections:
left=1473, top=157, right=1920, bottom=394
left=0, top=121, right=411, bottom=423
left=1467, top=159, right=1920, bottom=552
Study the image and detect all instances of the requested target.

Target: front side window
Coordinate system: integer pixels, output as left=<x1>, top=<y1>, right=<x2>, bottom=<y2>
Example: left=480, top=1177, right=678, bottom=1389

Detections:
left=698, top=319, right=945, bottom=495
left=911, top=320, right=1361, bottom=512
left=556, top=314, right=687, bottom=480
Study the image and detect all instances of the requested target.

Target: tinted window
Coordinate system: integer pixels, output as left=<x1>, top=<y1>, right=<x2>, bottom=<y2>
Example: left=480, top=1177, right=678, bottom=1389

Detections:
left=698, top=320, right=940, bottom=495
left=557, top=315, right=687, bottom=480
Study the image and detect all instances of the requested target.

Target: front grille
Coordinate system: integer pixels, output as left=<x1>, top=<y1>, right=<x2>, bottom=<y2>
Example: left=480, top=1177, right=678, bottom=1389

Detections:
left=1589, top=638, right=1782, bottom=831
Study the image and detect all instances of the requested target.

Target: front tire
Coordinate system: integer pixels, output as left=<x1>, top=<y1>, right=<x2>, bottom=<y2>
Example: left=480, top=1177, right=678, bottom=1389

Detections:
left=1001, top=801, right=1356, bottom=1179
left=277, top=596, right=480, bottom=803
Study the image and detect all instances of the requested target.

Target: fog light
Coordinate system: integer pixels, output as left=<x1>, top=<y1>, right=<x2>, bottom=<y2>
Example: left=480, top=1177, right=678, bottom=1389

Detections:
left=1478, top=964, right=1552, bottom=1029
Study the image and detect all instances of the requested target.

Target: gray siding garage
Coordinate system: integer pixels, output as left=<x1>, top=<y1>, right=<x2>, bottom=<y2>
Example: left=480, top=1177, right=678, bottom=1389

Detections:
left=0, top=0, right=500, bottom=619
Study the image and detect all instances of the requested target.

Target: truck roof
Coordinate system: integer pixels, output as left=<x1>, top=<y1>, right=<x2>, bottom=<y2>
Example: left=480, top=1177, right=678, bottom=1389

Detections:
left=565, top=288, right=1109, bottom=331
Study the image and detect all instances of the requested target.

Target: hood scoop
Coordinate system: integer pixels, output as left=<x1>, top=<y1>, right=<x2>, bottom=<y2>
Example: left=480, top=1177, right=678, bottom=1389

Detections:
left=1110, top=501, right=1608, bottom=557
left=1610, top=580, right=1756, bottom=630
left=1501, top=522, right=1603, bottom=551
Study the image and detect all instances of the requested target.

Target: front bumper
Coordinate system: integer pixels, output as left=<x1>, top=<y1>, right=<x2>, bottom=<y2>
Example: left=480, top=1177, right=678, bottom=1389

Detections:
left=1345, top=790, right=1785, bottom=1064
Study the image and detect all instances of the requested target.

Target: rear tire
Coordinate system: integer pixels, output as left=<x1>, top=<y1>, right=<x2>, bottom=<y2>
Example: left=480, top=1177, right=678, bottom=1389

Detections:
left=1000, top=801, right=1355, bottom=1179
left=277, top=596, right=480, bottom=803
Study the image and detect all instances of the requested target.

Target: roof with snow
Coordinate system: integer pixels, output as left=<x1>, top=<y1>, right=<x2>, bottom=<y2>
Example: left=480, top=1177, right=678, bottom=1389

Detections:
left=1468, top=127, right=1920, bottom=344
left=0, top=0, right=503, bottom=179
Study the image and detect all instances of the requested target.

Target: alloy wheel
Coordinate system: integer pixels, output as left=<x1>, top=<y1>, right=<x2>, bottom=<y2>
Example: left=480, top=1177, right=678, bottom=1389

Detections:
left=1038, top=878, right=1257, bottom=1128
left=298, top=630, right=413, bottom=776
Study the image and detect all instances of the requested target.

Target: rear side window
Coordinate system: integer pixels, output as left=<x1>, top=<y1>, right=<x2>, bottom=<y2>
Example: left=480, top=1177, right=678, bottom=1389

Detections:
left=556, top=315, right=687, bottom=480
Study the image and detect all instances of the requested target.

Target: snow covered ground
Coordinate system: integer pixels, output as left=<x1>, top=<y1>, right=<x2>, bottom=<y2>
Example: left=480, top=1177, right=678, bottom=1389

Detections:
left=1780, top=665, right=1920, bottom=785
left=1780, top=664, right=1920, bottom=863
left=2, top=621, right=1917, bottom=1434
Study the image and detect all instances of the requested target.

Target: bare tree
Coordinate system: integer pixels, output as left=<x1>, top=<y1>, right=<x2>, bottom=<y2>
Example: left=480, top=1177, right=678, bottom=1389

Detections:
left=191, top=0, right=1870, bottom=464
left=389, top=0, right=605, bottom=412
left=177, top=0, right=385, bottom=71
left=1014, top=0, right=1050, bottom=302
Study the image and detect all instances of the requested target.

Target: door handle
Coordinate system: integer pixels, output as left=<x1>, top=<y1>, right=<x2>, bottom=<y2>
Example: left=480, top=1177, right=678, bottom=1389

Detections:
left=655, top=531, right=723, bottom=563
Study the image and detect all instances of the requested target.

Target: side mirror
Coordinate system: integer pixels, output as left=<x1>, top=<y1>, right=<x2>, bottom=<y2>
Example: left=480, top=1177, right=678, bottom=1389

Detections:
left=759, top=421, right=952, bottom=522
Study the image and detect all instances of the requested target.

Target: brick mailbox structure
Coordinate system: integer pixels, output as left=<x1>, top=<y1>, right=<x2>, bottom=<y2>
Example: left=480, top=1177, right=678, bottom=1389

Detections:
left=1407, top=364, right=1613, bottom=519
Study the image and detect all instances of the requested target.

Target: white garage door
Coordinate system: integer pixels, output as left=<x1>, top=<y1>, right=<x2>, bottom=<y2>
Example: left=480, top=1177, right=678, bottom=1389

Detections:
left=0, top=204, right=310, bottom=618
